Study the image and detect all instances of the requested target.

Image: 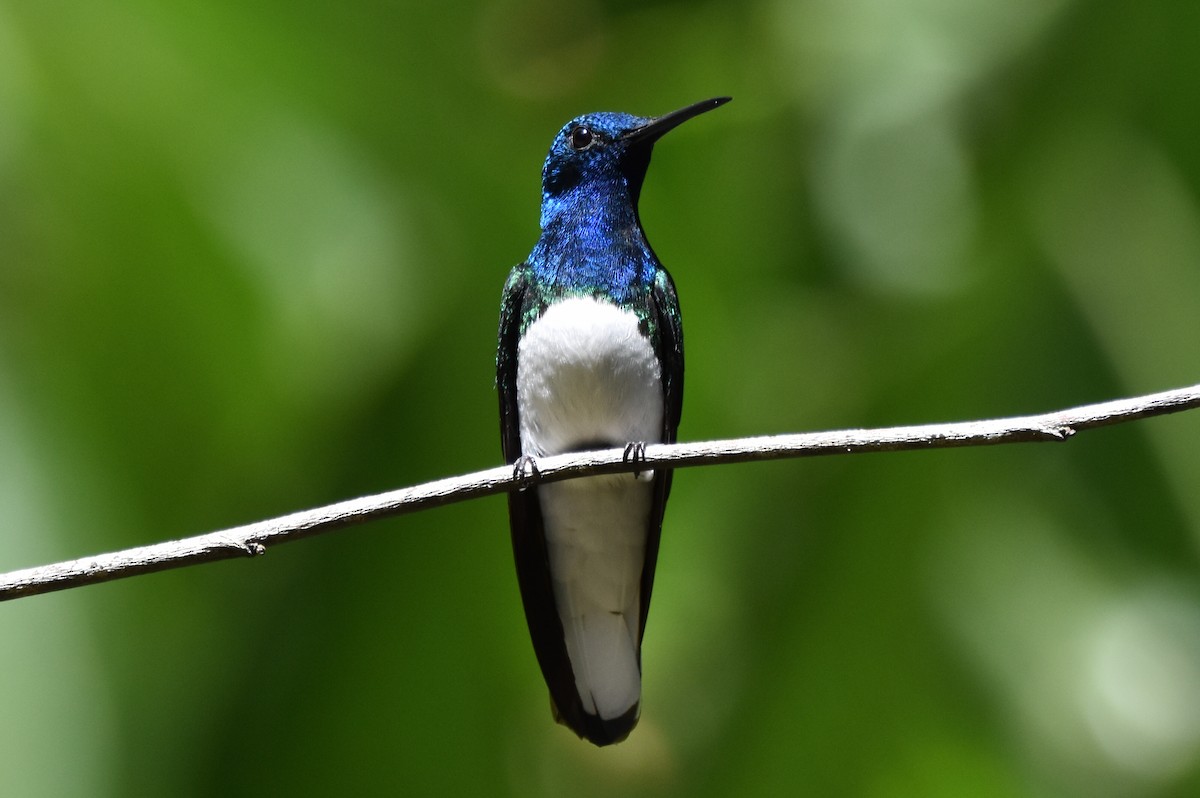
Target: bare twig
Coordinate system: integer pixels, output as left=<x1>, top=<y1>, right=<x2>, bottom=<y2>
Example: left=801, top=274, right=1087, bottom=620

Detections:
left=2, top=383, right=1198, bottom=602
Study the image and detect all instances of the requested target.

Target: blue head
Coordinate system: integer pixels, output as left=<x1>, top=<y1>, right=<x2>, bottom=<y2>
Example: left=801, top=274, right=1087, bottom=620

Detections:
left=538, top=97, right=730, bottom=230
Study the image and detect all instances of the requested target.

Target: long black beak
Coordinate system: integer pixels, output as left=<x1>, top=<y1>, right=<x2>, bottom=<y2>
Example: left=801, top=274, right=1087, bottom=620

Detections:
left=622, top=97, right=731, bottom=144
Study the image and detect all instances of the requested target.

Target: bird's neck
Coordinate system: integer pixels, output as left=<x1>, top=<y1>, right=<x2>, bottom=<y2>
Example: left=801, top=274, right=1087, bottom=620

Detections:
left=540, top=171, right=643, bottom=229
left=532, top=176, right=655, bottom=300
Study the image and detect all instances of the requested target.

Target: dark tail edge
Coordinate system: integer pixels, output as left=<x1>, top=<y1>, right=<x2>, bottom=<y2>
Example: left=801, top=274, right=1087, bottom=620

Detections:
left=553, top=695, right=640, bottom=747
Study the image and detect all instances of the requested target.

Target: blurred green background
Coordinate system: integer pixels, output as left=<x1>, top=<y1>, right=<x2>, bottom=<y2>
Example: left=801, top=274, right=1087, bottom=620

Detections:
left=3, top=0, right=1200, bottom=795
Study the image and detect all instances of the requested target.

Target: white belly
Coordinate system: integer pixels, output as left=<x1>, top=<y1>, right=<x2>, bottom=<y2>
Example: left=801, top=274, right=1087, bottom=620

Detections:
left=515, top=295, right=664, bottom=720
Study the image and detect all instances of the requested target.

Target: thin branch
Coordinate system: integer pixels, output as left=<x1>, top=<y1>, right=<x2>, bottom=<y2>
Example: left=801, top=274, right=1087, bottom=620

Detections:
left=3, top=383, right=1199, bottom=603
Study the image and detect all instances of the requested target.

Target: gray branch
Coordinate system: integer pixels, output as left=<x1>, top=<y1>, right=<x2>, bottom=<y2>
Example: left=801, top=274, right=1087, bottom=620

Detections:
left=3, top=382, right=1199, bottom=602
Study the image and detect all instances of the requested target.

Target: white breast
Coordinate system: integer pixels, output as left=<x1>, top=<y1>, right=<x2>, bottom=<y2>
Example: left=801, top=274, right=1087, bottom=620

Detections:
left=516, top=295, right=663, bottom=457
left=515, top=295, right=664, bottom=720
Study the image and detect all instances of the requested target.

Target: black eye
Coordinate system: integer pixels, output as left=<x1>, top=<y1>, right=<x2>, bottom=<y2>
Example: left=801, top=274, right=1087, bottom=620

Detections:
left=569, top=126, right=595, bottom=151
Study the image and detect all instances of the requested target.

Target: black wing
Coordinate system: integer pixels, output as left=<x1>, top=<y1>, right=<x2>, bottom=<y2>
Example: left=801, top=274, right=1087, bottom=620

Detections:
left=497, top=264, right=531, bottom=466
left=637, top=266, right=684, bottom=644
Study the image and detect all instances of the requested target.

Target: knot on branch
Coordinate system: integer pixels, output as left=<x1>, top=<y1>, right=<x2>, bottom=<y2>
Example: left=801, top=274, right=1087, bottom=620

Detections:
left=1047, top=424, right=1076, bottom=441
left=219, top=535, right=266, bottom=557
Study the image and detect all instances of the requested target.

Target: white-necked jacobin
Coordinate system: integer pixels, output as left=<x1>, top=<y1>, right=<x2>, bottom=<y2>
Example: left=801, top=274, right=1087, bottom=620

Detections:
left=496, top=97, right=730, bottom=746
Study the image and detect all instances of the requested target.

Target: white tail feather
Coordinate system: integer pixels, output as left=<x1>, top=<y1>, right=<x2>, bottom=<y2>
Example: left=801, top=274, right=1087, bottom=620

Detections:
left=565, top=610, right=640, bottom=718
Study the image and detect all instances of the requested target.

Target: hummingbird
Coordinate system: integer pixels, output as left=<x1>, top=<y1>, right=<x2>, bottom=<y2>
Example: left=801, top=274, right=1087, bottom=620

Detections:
left=496, top=97, right=729, bottom=745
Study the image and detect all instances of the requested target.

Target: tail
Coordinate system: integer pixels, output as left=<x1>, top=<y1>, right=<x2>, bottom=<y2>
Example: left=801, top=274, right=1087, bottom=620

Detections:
left=553, top=608, right=642, bottom=745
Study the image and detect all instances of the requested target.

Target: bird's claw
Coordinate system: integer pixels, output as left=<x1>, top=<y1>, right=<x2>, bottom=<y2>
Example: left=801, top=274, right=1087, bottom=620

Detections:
left=623, top=441, right=654, bottom=482
left=512, top=454, right=540, bottom=491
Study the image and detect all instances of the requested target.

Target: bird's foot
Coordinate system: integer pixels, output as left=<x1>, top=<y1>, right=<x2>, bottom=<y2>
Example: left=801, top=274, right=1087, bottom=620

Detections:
left=623, top=442, right=654, bottom=482
left=512, top=454, right=540, bottom=491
